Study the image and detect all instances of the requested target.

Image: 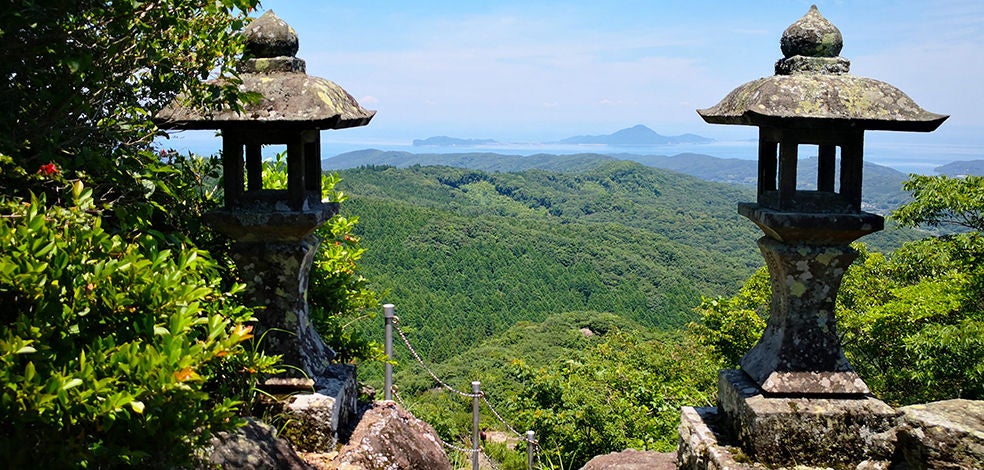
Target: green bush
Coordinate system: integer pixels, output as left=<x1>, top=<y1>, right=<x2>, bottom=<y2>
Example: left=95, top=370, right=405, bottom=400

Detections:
left=0, top=182, right=275, bottom=468
left=508, top=331, right=717, bottom=468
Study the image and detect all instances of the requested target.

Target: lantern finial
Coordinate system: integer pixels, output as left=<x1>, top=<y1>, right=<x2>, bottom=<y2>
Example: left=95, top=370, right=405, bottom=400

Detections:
left=776, top=6, right=849, bottom=75
left=781, top=5, right=843, bottom=58
left=244, top=10, right=299, bottom=59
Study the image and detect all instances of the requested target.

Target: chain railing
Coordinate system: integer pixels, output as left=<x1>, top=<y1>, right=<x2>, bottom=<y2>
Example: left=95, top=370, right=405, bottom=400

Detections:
left=382, top=303, right=540, bottom=470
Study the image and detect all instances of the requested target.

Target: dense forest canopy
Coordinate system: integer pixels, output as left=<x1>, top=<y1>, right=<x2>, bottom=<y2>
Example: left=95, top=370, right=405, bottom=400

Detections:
left=336, top=162, right=761, bottom=362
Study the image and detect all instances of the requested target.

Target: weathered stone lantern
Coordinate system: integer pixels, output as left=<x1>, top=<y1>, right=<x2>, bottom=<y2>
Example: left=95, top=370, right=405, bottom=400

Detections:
left=679, top=6, right=947, bottom=468
left=156, top=10, right=375, bottom=384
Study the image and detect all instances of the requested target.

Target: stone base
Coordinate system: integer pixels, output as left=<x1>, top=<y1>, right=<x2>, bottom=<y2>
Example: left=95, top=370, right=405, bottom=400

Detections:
left=678, top=406, right=757, bottom=470
left=278, top=364, right=359, bottom=452
left=718, top=369, right=899, bottom=467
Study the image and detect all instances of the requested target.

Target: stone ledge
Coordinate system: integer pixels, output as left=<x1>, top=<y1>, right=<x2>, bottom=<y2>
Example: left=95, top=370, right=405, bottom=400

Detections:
left=678, top=406, right=758, bottom=470
left=718, top=370, right=899, bottom=467
left=895, top=399, right=984, bottom=469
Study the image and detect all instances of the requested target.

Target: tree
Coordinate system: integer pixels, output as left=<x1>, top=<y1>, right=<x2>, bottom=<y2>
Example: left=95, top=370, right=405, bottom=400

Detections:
left=0, top=0, right=258, bottom=201
left=0, top=3, right=279, bottom=467
left=892, top=175, right=984, bottom=231
left=0, top=185, right=276, bottom=468
left=689, top=268, right=769, bottom=367
left=509, top=331, right=717, bottom=469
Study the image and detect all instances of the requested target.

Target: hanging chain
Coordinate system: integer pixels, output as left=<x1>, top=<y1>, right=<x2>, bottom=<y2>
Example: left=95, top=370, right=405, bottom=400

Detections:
left=388, top=312, right=542, bottom=470
left=393, top=317, right=481, bottom=398
left=443, top=440, right=479, bottom=455
left=481, top=394, right=525, bottom=439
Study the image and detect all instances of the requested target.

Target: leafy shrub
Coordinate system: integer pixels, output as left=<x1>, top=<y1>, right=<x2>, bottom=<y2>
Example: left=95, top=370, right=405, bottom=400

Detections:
left=0, top=182, right=276, bottom=468
left=509, top=331, right=717, bottom=468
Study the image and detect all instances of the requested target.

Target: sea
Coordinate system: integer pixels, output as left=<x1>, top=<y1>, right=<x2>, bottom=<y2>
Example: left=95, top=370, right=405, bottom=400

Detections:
left=163, top=131, right=983, bottom=176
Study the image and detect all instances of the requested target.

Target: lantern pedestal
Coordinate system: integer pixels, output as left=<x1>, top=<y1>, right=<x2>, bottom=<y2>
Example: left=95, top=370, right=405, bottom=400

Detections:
left=738, top=204, right=882, bottom=394
left=679, top=371, right=899, bottom=469
left=207, top=203, right=339, bottom=381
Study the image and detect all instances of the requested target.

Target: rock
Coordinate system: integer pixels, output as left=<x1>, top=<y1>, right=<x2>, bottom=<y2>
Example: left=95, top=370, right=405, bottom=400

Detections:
left=331, top=401, right=451, bottom=470
left=279, top=364, right=360, bottom=452
left=895, top=399, right=984, bottom=469
left=282, top=393, right=338, bottom=452
left=316, top=363, right=361, bottom=443
left=580, top=449, right=676, bottom=469
left=206, top=419, right=312, bottom=469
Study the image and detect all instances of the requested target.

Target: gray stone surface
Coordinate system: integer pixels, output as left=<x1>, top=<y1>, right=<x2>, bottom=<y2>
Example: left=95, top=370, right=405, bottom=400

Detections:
left=718, top=370, right=898, bottom=467
left=895, top=399, right=984, bottom=469
left=698, top=6, right=946, bottom=132
left=332, top=401, right=451, bottom=470
left=677, top=406, right=757, bottom=470
left=780, top=5, right=843, bottom=59
left=739, top=204, right=883, bottom=243
left=206, top=419, right=312, bottom=470
left=268, top=366, right=359, bottom=453
left=580, top=449, right=675, bottom=469
left=156, top=10, right=374, bottom=131
left=231, top=235, right=335, bottom=380
left=740, top=236, right=869, bottom=394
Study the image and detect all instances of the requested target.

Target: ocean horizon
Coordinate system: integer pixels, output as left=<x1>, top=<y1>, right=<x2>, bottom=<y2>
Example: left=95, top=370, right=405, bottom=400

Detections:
left=163, top=132, right=982, bottom=176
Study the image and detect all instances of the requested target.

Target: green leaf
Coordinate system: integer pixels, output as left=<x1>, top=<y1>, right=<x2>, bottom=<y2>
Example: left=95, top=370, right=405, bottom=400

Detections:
left=62, top=378, right=83, bottom=391
left=129, top=400, right=145, bottom=414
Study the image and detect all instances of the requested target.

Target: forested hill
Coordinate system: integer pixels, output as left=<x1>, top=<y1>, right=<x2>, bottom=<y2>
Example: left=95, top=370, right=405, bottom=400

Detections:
left=326, top=149, right=911, bottom=214
left=326, top=149, right=618, bottom=173
left=336, top=161, right=761, bottom=361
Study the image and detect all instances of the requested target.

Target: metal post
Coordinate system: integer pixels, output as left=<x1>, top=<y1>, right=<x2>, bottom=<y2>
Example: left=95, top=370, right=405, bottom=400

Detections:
left=472, top=381, right=481, bottom=470
left=527, top=430, right=536, bottom=469
left=384, top=304, right=395, bottom=401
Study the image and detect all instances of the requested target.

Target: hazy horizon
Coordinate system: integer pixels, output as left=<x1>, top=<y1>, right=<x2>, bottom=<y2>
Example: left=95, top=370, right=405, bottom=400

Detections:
left=161, top=1, right=984, bottom=174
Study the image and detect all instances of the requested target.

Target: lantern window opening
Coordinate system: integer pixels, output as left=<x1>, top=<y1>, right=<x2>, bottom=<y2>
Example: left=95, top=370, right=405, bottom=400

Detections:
left=772, top=144, right=844, bottom=193
left=216, top=128, right=323, bottom=211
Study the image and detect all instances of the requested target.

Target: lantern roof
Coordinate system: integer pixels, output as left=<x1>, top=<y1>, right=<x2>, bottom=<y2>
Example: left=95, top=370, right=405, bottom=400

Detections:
left=156, top=10, right=375, bottom=131
left=698, top=5, right=946, bottom=132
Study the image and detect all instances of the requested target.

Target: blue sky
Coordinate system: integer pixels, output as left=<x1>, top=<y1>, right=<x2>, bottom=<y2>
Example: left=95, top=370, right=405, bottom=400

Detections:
left=247, top=1, right=982, bottom=142
left=171, top=1, right=984, bottom=158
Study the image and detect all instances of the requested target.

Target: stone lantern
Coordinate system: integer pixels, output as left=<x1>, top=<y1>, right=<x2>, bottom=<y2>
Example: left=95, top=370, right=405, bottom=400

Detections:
left=156, top=10, right=375, bottom=384
left=679, top=6, right=947, bottom=468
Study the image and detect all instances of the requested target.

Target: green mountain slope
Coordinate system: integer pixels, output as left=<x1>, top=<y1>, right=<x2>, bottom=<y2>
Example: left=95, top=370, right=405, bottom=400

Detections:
left=327, top=150, right=911, bottom=214
left=337, top=161, right=762, bottom=362
left=325, top=149, right=617, bottom=173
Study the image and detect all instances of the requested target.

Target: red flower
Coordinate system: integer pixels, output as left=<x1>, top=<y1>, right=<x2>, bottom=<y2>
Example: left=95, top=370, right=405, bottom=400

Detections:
left=37, top=163, right=59, bottom=176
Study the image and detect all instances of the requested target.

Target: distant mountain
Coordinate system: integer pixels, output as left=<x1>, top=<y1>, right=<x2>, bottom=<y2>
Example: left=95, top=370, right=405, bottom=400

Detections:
left=935, top=160, right=984, bottom=176
left=557, top=124, right=713, bottom=145
left=412, top=136, right=498, bottom=147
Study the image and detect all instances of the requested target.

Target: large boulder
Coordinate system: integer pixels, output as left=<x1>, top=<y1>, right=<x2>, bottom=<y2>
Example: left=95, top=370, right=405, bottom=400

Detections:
left=895, top=399, right=984, bottom=469
left=206, top=419, right=312, bottom=469
left=580, top=449, right=676, bottom=469
left=330, top=401, right=451, bottom=470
